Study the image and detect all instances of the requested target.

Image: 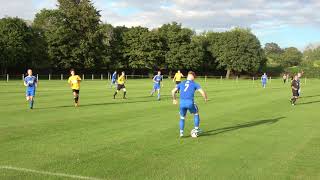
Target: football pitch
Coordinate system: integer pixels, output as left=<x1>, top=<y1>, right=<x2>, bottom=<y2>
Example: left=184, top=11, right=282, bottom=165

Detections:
left=1, top=78, right=320, bottom=180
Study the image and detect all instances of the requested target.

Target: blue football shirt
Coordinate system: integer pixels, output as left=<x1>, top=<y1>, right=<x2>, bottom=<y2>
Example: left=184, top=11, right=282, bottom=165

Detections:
left=177, top=80, right=201, bottom=101
left=24, top=76, right=37, bottom=90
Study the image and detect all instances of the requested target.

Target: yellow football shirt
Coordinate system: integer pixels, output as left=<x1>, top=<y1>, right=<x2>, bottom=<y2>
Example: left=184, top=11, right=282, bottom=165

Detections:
left=68, top=75, right=81, bottom=90
left=174, top=73, right=183, bottom=81
left=117, top=75, right=125, bottom=85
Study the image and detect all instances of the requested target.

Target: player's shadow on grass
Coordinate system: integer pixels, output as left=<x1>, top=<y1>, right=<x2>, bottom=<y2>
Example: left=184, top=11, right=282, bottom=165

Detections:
left=37, top=99, right=159, bottom=109
left=300, top=94, right=320, bottom=99
left=297, top=100, right=320, bottom=105
left=201, top=117, right=284, bottom=137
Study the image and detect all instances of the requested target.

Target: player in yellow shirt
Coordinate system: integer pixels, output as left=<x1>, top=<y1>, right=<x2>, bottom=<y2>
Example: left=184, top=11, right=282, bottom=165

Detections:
left=173, top=70, right=184, bottom=93
left=68, top=69, right=81, bottom=107
left=113, top=71, right=127, bottom=99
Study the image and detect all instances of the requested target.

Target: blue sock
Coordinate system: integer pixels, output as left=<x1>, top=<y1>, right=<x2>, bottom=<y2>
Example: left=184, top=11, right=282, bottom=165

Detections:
left=179, top=119, right=185, bottom=132
left=194, top=114, right=200, bottom=128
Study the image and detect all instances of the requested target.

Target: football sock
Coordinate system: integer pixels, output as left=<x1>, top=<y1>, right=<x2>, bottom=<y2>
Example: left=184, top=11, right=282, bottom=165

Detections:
left=157, top=92, right=160, bottom=100
left=30, top=100, right=34, bottom=109
left=292, top=98, right=297, bottom=104
left=123, top=92, right=126, bottom=98
left=194, top=114, right=200, bottom=129
left=113, top=92, right=117, bottom=97
left=180, top=119, right=185, bottom=131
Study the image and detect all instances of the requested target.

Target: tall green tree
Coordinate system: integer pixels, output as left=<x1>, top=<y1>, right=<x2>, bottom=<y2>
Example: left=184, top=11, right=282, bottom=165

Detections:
left=47, top=0, right=106, bottom=69
left=207, top=28, right=266, bottom=78
left=264, top=42, right=283, bottom=64
left=0, top=17, right=32, bottom=74
left=281, top=47, right=303, bottom=67
left=158, top=22, right=194, bottom=71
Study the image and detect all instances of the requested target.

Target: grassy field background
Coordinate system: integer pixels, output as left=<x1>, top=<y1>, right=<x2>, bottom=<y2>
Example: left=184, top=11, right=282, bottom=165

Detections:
left=1, top=78, right=320, bottom=180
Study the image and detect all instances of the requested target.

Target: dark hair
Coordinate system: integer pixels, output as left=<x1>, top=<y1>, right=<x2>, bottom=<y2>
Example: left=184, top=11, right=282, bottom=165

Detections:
left=188, top=71, right=196, bottom=77
left=70, top=69, right=75, bottom=72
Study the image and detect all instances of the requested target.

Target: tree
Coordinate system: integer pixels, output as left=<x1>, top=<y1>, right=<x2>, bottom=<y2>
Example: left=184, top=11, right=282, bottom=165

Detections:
left=264, top=42, right=283, bottom=64
left=45, top=0, right=106, bottom=69
left=0, top=17, right=32, bottom=74
left=158, top=22, right=194, bottom=71
left=281, top=47, right=303, bottom=67
left=207, top=28, right=266, bottom=78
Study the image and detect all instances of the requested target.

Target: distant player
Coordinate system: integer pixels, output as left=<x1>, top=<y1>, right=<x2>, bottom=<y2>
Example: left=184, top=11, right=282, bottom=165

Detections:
left=24, top=69, right=38, bottom=109
left=113, top=71, right=127, bottom=99
left=290, top=75, right=300, bottom=106
left=172, top=71, right=208, bottom=137
left=297, top=72, right=304, bottom=97
left=150, top=71, right=163, bottom=101
left=261, top=73, right=268, bottom=88
left=282, top=74, right=287, bottom=84
left=110, top=71, right=117, bottom=88
left=173, top=70, right=184, bottom=93
left=68, top=69, right=81, bottom=107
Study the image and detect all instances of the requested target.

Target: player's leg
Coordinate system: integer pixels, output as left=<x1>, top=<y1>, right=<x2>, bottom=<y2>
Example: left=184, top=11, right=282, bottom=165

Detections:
left=29, top=96, right=34, bottom=109
left=190, top=104, right=201, bottom=132
left=179, top=107, right=187, bottom=137
left=122, top=88, right=127, bottom=99
left=73, top=90, right=79, bottom=106
left=150, top=87, right=155, bottom=96
left=157, top=89, right=160, bottom=100
left=114, top=85, right=120, bottom=98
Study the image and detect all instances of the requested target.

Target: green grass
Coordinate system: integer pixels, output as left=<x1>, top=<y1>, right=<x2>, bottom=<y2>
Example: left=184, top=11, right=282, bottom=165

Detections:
left=1, top=78, right=320, bottom=180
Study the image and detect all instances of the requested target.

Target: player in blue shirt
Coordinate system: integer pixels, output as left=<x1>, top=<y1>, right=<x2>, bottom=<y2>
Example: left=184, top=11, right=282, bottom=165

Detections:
left=24, top=69, right=38, bottom=109
left=110, top=71, right=117, bottom=88
left=150, top=71, right=163, bottom=101
left=172, top=71, right=208, bottom=137
left=261, top=73, right=268, bottom=88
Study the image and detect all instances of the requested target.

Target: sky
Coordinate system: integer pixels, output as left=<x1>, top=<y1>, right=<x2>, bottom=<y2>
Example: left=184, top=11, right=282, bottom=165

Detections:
left=1, top=0, right=320, bottom=50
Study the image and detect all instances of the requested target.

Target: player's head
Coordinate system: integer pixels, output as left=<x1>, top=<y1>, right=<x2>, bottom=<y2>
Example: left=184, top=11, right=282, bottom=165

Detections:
left=27, top=69, right=33, bottom=76
left=122, top=71, right=125, bottom=76
left=264, top=73, right=266, bottom=75
left=70, top=69, right=75, bottom=76
left=187, top=71, right=196, bottom=80
left=114, top=71, right=117, bottom=73
left=294, top=75, right=298, bottom=80
left=177, top=70, right=180, bottom=73
left=297, top=72, right=302, bottom=78
left=157, top=71, right=161, bottom=75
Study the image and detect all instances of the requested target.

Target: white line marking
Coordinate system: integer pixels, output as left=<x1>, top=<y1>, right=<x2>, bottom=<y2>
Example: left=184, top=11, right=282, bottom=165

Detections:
left=0, top=166, right=104, bottom=180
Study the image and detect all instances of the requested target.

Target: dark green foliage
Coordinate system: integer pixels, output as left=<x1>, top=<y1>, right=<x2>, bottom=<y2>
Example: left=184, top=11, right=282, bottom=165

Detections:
left=207, top=28, right=266, bottom=78
left=0, top=17, right=32, bottom=74
left=0, top=2, right=284, bottom=76
left=281, top=47, right=303, bottom=67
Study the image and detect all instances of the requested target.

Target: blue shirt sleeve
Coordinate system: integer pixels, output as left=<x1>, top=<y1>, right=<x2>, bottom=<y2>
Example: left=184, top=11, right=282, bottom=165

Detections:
left=195, top=83, right=201, bottom=90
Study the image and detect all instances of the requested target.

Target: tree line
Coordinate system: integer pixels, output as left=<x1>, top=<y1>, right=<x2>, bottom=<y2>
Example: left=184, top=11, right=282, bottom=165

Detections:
left=1, top=0, right=317, bottom=78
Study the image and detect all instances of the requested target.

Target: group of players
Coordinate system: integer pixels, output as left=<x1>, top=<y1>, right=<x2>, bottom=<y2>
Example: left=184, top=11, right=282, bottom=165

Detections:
left=260, top=72, right=303, bottom=106
left=23, top=68, right=303, bottom=137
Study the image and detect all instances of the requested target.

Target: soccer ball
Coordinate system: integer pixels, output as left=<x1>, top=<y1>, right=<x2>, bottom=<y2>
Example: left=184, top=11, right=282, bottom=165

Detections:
left=190, top=129, right=198, bottom=138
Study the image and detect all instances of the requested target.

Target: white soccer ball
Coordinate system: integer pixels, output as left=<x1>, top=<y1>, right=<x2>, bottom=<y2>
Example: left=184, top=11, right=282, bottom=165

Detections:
left=190, top=129, right=198, bottom=138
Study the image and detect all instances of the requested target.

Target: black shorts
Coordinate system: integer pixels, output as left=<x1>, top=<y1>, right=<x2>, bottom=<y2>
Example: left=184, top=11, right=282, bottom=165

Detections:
left=117, top=84, right=126, bottom=91
left=292, top=90, right=299, bottom=97
left=72, top=89, right=80, bottom=94
left=176, top=81, right=181, bottom=85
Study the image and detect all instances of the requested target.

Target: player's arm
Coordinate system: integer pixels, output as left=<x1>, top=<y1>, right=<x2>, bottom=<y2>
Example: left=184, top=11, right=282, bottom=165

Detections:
left=68, top=78, right=72, bottom=88
left=153, top=76, right=157, bottom=83
left=23, top=79, right=28, bottom=86
left=35, top=78, right=38, bottom=88
left=172, top=75, right=176, bottom=82
left=172, top=87, right=179, bottom=104
left=198, top=89, right=208, bottom=102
